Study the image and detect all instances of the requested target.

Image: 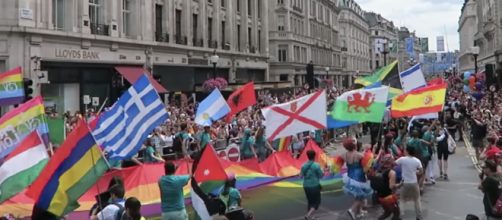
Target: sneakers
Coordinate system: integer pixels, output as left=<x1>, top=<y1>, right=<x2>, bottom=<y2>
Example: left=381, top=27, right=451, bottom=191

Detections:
left=347, top=209, right=356, bottom=220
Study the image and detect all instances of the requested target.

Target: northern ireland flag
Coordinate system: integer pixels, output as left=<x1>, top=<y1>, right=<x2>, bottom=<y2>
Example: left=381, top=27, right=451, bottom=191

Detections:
left=262, top=90, right=327, bottom=141
left=0, top=131, right=48, bottom=203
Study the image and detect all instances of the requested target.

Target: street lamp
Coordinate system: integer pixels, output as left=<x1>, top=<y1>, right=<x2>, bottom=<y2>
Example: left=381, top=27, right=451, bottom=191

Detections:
left=471, top=46, right=480, bottom=74
left=210, top=50, right=219, bottom=78
left=325, top=66, right=330, bottom=79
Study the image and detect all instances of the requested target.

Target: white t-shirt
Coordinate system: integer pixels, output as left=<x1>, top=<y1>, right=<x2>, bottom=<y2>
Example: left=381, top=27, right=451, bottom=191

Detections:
left=396, top=156, right=422, bottom=184
left=97, top=201, right=125, bottom=220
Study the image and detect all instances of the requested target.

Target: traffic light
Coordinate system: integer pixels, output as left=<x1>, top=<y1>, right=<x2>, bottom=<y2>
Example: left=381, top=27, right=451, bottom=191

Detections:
left=23, top=78, right=33, bottom=102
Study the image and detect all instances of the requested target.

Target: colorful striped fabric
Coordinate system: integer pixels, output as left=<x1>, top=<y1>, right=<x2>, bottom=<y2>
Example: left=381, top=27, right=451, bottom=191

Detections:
left=0, top=96, right=49, bottom=159
left=276, top=136, right=292, bottom=152
left=26, top=119, right=108, bottom=217
left=0, top=67, right=24, bottom=106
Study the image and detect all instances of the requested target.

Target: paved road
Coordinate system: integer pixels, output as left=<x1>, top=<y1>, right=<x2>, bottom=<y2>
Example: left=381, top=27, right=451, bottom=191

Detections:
left=242, top=140, right=485, bottom=220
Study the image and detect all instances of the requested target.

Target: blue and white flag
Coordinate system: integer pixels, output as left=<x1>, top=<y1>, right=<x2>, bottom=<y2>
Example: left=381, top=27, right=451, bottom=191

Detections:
left=92, top=74, right=168, bottom=160
left=407, top=112, right=439, bottom=131
left=399, top=64, right=426, bottom=92
left=195, top=89, right=230, bottom=126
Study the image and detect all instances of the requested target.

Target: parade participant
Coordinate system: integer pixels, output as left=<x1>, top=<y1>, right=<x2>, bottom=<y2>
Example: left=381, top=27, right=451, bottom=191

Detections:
left=254, top=127, right=275, bottom=162
left=436, top=124, right=450, bottom=180
left=342, top=138, right=373, bottom=220
left=159, top=162, right=190, bottom=220
left=220, top=174, right=242, bottom=212
left=91, top=185, right=126, bottom=220
left=396, top=146, right=424, bottom=220
left=122, top=197, right=146, bottom=220
left=300, top=150, right=324, bottom=220
left=478, top=160, right=502, bottom=219
left=373, top=155, right=401, bottom=220
left=142, top=139, right=165, bottom=164
left=240, top=128, right=257, bottom=160
left=471, top=112, right=488, bottom=160
left=199, top=126, right=212, bottom=150
left=418, top=125, right=433, bottom=190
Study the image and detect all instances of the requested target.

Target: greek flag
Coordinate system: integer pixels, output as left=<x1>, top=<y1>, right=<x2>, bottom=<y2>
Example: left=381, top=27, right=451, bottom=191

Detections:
left=195, top=88, right=230, bottom=126
left=92, top=74, right=168, bottom=160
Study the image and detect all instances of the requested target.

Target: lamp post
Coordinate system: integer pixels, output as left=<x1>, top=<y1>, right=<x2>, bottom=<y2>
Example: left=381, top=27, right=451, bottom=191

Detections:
left=325, top=66, right=329, bottom=79
left=472, top=46, right=480, bottom=74
left=210, top=50, right=219, bottom=78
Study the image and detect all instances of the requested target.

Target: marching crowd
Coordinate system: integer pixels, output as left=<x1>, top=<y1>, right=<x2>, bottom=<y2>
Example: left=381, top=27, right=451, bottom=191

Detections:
left=40, top=75, right=502, bottom=220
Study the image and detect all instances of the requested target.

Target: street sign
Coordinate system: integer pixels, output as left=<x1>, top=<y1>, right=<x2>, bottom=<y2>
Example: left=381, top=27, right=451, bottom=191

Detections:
left=227, top=146, right=240, bottom=162
left=92, top=97, right=99, bottom=107
left=83, top=95, right=91, bottom=105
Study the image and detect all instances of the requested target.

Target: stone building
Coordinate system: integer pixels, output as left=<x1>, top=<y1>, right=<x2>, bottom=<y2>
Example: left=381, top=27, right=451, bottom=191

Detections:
left=0, top=0, right=269, bottom=113
left=338, top=0, right=371, bottom=88
left=397, top=27, right=422, bottom=71
left=457, top=0, right=477, bottom=74
left=365, top=12, right=398, bottom=71
left=268, top=0, right=342, bottom=87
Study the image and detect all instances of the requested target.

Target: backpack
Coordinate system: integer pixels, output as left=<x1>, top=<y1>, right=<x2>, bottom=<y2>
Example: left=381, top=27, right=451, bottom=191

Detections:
left=111, top=203, right=125, bottom=220
left=369, top=173, right=386, bottom=193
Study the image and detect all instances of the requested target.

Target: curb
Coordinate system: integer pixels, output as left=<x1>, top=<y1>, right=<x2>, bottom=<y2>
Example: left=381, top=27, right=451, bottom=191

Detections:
left=462, top=130, right=482, bottom=173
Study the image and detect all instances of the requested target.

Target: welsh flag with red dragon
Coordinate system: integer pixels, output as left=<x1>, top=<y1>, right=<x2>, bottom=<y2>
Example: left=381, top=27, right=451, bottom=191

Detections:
left=331, top=86, right=389, bottom=123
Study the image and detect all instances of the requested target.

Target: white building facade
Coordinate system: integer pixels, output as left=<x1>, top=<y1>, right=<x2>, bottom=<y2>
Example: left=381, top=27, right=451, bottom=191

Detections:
left=268, top=0, right=342, bottom=87
left=365, top=12, right=398, bottom=71
left=0, top=0, right=269, bottom=113
left=458, top=0, right=478, bottom=74
left=338, top=0, right=371, bottom=87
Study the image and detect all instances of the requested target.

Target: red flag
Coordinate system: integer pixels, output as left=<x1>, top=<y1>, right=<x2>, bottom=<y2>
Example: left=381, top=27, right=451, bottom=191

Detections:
left=194, top=145, right=228, bottom=182
left=427, top=78, right=446, bottom=86
left=225, top=82, right=256, bottom=122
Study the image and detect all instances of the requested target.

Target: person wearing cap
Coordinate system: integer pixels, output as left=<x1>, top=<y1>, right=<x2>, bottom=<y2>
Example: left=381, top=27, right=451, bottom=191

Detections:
left=478, top=160, right=502, bottom=219
left=375, top=155, right=401, bottom=220
left=240, top=128, right=257, bottom=160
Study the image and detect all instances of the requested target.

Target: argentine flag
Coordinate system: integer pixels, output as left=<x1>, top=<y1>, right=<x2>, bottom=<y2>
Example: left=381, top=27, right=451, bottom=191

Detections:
left=195, top=88, right=231, bottom=126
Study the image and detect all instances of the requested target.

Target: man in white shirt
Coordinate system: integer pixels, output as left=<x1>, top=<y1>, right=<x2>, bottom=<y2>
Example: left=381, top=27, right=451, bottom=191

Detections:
left=91, top=185, right=126, bottom=220
left=396, top=146, right=424, bottom=220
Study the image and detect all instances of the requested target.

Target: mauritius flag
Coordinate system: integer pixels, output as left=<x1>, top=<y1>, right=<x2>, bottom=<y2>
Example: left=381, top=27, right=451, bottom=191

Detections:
left=0, top=67, right=25, bottom=106
left=331, top=86, right=389, bottom=123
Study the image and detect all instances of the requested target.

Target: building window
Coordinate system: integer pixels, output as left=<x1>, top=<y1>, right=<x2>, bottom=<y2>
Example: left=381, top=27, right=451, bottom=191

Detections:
left=248, top=0, right=252, bottom=16
left=375, top=30, right=379, bottom=36
left=175, top=9, right=183, bottom=44
left=192, top=14, right=198, bottom=46
left=154, top=4, right=163, bottom=41
left=221, top=21, right=226, bottom=48
left=278, top=45, right=287, bottom=62
left=237, top=0, right=241, bottom=12
left=278, top=0, right=284, bottom=5
left=52, top=0, right=65, bottom=30
left=294, top=46, right=300, bottom=62
left=237, top=24, right=241, bottom=51
left=277, top=15, right=285, bottom=31
left=89, top=0, right=100, bottom=25
left=208, top=18, right=213, bottom=45
left=221, top=0, right=225, bottom=7
left=208, top=0, right=212, bottom=3
left=123, top=0, right=133, bottom=36
left=279, top=74, right=288, bottom=81
left=257, top=0, right=261, bottom=18
left=248, top=27, right=252, bottom=51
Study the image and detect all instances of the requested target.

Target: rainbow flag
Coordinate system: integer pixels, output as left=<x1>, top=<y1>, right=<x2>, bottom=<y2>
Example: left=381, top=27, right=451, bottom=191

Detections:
left=275, top=136, right=292, bottom=152
left=0, top=96, right=49, bottom=159
left=27, top=119, right=108, bottom=217
left=0, top=67, right=24, bottom=106
left=391, top=83, right=447, bottom=118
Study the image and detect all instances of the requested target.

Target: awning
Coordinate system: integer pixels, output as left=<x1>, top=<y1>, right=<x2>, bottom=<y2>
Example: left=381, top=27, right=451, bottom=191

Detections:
left=114, top=66, right=168, bottom=93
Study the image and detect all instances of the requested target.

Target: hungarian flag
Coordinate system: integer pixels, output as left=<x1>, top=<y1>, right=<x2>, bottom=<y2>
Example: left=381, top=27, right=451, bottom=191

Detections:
left=0, top=132, right=48, bottom=203
left=225, top=82, right=256, bottom=122
left=391, top=83, right=447, bottom=118
left=331, top=86, right=389, bottom=123
left=194, top=145, right=228, bottom=182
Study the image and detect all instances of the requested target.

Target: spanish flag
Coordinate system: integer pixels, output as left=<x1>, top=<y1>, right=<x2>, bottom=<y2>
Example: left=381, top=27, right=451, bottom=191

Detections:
left=391, top=83, right=447, bottom=118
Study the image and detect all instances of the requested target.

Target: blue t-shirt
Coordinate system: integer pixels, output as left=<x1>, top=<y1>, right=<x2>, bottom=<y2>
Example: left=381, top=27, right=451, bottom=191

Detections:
left=159, top=175, right=190, bottom=212
left=301, top=161, right=324, bottom=188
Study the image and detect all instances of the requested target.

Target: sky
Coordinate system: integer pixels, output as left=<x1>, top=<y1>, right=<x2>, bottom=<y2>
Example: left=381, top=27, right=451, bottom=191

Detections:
left=356, top=0, right=463, bottom=52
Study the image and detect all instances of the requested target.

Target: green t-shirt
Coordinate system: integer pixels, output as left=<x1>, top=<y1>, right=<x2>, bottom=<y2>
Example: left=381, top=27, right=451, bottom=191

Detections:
left=301, top=161, right=324, bottom=188
left=199, top=132, right=211, bottom=149
left=421, top=131, right=434, bottom=157
left=240, top=136, right=255, bottom=157
left=159, top=175, right=190, bottom=212
left=406, top=138, right=421, bottom=152
left=143, top=146, right=156, bottom=163
left=221, top=187, right=241, bottom=211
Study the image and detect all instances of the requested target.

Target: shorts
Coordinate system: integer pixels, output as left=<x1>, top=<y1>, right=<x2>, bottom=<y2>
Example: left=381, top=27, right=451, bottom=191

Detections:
left=437, top=146, right=449, bottom=161
left=304, top=185, right=321, bottom=210
left=472, top=139, right=485, bottom=149
left=420, top=156, right=430, bottom=170
left=400, top=183, right=420, bottom=202
left=162, top=209, right=188, bottom=220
